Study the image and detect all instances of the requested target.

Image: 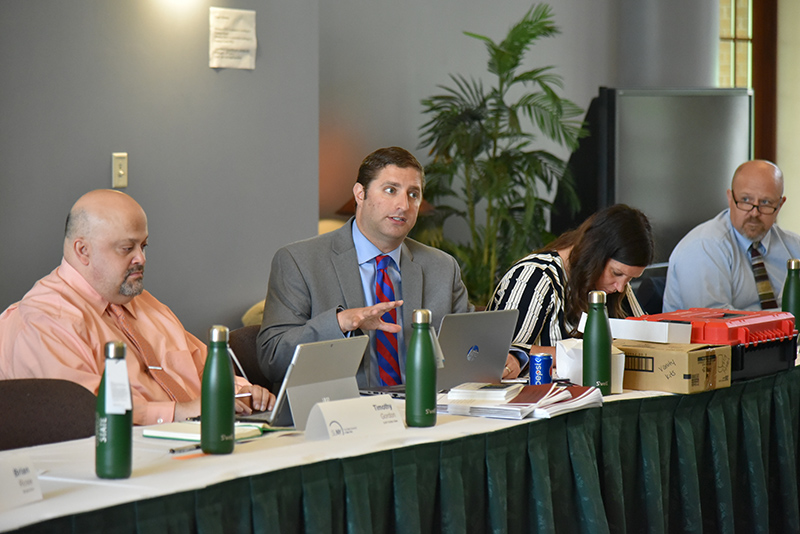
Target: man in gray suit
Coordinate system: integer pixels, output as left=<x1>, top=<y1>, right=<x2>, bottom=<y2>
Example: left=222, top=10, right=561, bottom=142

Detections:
left=258, top=147, right=519, bottom=388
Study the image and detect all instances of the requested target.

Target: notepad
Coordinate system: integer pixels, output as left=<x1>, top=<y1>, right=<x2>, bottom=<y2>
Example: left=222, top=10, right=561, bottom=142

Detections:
left=142, top=422, right=262, bottom=442
left=447, top=382, right=524, bottom=402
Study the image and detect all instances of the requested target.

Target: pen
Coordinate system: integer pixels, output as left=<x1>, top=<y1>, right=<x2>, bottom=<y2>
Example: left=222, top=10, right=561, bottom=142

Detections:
left=235, top=392, right=252, bottom=398
left=170, top=443, right=202, bottom=454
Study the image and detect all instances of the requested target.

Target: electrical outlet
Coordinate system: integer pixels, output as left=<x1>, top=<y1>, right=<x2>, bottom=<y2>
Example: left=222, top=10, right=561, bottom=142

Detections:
left=112, top=152, right=128, bottom=188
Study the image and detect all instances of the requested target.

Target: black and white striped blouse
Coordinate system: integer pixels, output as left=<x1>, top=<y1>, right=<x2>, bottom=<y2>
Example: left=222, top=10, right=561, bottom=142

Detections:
left=488, top=251, right=643, bottom=352
left=488, top=251, right=570, bottom=352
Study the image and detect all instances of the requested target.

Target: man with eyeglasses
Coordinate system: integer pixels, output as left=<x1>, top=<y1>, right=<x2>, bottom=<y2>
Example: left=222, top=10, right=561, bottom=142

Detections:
left=663, top=160, right=800, bottom=312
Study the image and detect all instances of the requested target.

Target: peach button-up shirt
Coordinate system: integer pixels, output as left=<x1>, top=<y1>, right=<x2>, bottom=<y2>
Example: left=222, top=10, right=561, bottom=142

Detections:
left=0, top=258, right=248, bottom=425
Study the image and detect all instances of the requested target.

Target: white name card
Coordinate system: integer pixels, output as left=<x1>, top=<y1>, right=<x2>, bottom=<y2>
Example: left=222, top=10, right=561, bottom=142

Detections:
left=0, top=453, right=43, bottom=512
left=305, top=395, right=404, bottom=441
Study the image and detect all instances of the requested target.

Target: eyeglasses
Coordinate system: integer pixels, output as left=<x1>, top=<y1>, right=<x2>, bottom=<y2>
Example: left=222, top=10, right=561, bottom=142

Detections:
left=731, top=192, right=779, bottom=215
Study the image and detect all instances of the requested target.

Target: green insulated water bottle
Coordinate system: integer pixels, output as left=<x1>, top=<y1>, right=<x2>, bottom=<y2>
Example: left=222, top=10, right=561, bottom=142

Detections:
left=201, top=325, right=235, bottom=454
left=782, top=259, right=800, bottom=324
left=405, top=309, right=437, bottom=427
left=96, top=341, right=133, bottom=479
left=583, top=290, right=612, bottom=395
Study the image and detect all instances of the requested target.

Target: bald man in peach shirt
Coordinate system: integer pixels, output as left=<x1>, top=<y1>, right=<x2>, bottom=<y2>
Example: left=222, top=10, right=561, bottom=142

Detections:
left=0, top=190, right=275, bottom=425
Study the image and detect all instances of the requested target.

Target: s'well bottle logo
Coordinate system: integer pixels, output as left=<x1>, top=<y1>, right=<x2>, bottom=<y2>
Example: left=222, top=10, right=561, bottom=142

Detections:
left=96, top=417, right=108, bottom=443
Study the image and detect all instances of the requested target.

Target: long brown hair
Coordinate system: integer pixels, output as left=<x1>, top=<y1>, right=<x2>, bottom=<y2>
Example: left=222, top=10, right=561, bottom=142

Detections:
left=541, top=204, right=654, bottom=329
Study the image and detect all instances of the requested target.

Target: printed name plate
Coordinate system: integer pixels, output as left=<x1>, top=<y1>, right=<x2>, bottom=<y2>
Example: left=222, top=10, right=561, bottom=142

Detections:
left=0, top=453, right=43, bottom=512
left=305, top=394, right=404, bottom=441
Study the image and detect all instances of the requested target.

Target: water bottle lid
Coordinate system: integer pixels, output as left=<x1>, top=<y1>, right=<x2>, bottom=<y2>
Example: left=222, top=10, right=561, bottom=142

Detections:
left=104, top=341, right=126, bottom=360
left=208, top=325, right=229, bottom=343
left=788, top=259, right=800, bottom=270
left=412, top=309, right=431, bottom=324
left=589, top=290, right=607, bottom=304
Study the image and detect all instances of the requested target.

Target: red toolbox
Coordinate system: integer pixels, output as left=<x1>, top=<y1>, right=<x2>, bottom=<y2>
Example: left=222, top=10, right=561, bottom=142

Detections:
left=628, top=308, right=797, bottom=381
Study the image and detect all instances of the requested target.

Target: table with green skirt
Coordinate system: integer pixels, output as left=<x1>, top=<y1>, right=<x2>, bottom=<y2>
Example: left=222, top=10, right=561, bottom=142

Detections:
left=9, top=366, right=800, bottom=534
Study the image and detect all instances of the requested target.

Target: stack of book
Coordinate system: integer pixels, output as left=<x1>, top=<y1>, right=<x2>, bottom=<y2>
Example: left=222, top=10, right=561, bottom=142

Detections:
left=440, top=382, right=602, bottom=420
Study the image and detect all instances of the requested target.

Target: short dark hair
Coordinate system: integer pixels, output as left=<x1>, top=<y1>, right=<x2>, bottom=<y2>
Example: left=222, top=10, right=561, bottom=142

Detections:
left=64, top=209, right=89, bottom=239
left=356, top=147, right=424, bottom=191
left=544, top=204, right=654, bottom=327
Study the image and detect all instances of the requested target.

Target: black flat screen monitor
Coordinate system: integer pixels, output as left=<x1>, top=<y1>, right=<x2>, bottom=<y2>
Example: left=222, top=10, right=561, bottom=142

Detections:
left=552, top=87, right=753, bottom=263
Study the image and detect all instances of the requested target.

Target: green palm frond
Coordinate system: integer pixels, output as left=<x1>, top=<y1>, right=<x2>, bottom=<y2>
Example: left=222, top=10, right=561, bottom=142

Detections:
left=468, top=4, right=559, bottom=79
left=416, top=3, right=585, bottom=305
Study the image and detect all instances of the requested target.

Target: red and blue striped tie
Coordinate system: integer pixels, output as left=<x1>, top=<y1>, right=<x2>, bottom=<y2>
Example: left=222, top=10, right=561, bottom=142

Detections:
left=375, top=255, right=401, bottom=385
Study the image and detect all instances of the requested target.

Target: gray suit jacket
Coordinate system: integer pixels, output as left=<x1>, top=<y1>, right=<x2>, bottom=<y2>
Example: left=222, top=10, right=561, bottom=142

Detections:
left=257, top=219, right=472, bottom=387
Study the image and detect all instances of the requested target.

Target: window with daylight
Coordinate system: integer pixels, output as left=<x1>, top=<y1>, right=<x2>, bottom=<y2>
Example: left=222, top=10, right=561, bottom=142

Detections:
left=720, top=0, right=777, bottom=160
left=719, top=0, right=752, bottom=88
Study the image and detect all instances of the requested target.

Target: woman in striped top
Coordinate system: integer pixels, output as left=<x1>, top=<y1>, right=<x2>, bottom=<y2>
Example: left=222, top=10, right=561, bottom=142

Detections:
left=488, top=204, right=654, bottom=361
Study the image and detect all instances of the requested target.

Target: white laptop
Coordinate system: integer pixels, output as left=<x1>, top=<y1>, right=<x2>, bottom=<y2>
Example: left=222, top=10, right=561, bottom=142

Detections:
left=359, top=309, right=518, bottom=396
left=237, top=335, right=368, bottom=430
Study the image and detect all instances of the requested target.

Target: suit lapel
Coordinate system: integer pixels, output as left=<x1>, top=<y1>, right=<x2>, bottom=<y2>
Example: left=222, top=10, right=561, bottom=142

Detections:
left=399, top=242, right=422, bottom=332
left=330, top=220, right=366, bottom=310
left=330, top=219, right=373, bottom=382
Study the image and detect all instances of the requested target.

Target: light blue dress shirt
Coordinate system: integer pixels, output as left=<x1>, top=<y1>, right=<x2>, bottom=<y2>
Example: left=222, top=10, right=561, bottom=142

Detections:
left=664, top=209, right=800, bottom=312
left=351, top=221, right=406, bottom=384
left=350, top=221, right=526, bottom=380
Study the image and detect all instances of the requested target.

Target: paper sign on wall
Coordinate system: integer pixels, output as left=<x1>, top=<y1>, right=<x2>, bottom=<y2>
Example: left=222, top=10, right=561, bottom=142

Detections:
left=209, top=7, right=257, bottom=70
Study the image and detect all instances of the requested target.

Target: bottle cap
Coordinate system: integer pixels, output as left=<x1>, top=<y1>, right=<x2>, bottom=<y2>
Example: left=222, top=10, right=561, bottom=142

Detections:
left=104, top=341, right=126, bottom=360
left=208, top=325, right=229, bottom=343
left=412, top=309, right=431, bottom=324
left=589, top=290, right=607, bottom=304
left=788, top=259, right=800, bottom=270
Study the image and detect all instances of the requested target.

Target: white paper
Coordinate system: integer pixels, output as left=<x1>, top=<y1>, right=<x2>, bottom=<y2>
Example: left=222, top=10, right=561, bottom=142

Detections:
left=556, top=338, right=583, bottom=385
left=105, top=359, right=132, bottom=415
left=555, top=338, right=624, bottom=394
left=209, top=7, right=257, bottom=70
left=430, top=325, right=445, bottom=369
left=0, top=453, right=42, bottom=512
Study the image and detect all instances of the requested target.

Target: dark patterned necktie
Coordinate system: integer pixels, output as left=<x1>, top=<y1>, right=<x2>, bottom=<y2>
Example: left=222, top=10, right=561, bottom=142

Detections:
left=374, top=255, right=401, bottom=385
left=108, top=304, right=193, bottom=402
left=748, top=242, right=778, bottom=309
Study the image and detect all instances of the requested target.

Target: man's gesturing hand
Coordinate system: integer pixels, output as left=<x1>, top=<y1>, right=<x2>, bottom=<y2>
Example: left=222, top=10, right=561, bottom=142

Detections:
left=337, top=300, right=404, bottom=334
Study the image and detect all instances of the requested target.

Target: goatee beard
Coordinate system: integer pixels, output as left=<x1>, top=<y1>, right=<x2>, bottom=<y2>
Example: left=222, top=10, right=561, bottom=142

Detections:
left=119, top=269, right=144, bottom=297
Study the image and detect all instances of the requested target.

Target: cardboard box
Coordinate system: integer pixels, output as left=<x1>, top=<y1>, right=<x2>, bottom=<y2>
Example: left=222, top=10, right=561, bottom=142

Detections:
left=614, top=339, right=731, bottom=394
left=622, top=308, right=797, bottom=381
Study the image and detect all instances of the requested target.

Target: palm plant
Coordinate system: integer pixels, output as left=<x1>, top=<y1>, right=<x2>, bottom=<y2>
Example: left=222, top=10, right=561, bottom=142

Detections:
left=414, top=3, right=586, bottom=306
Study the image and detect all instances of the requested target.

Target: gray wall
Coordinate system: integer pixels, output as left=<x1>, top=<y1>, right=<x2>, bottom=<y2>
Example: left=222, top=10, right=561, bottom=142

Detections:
left=318, top=0, right=718, bottom=220
left=617, top=0, right=718, bottom=88
left=319, top=0, right=621, bottom=219
left=1, top=0, right=717, bottom=336
left=0, top=1, right=319, bottom=337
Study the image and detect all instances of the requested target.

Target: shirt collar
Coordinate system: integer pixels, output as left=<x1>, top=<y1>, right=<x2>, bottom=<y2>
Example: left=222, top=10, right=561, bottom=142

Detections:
left=57, top=257, right=138, bottom=318
left=352, top=220, right=402, bottom=269
left=724, top=208, right=774, bottom=255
